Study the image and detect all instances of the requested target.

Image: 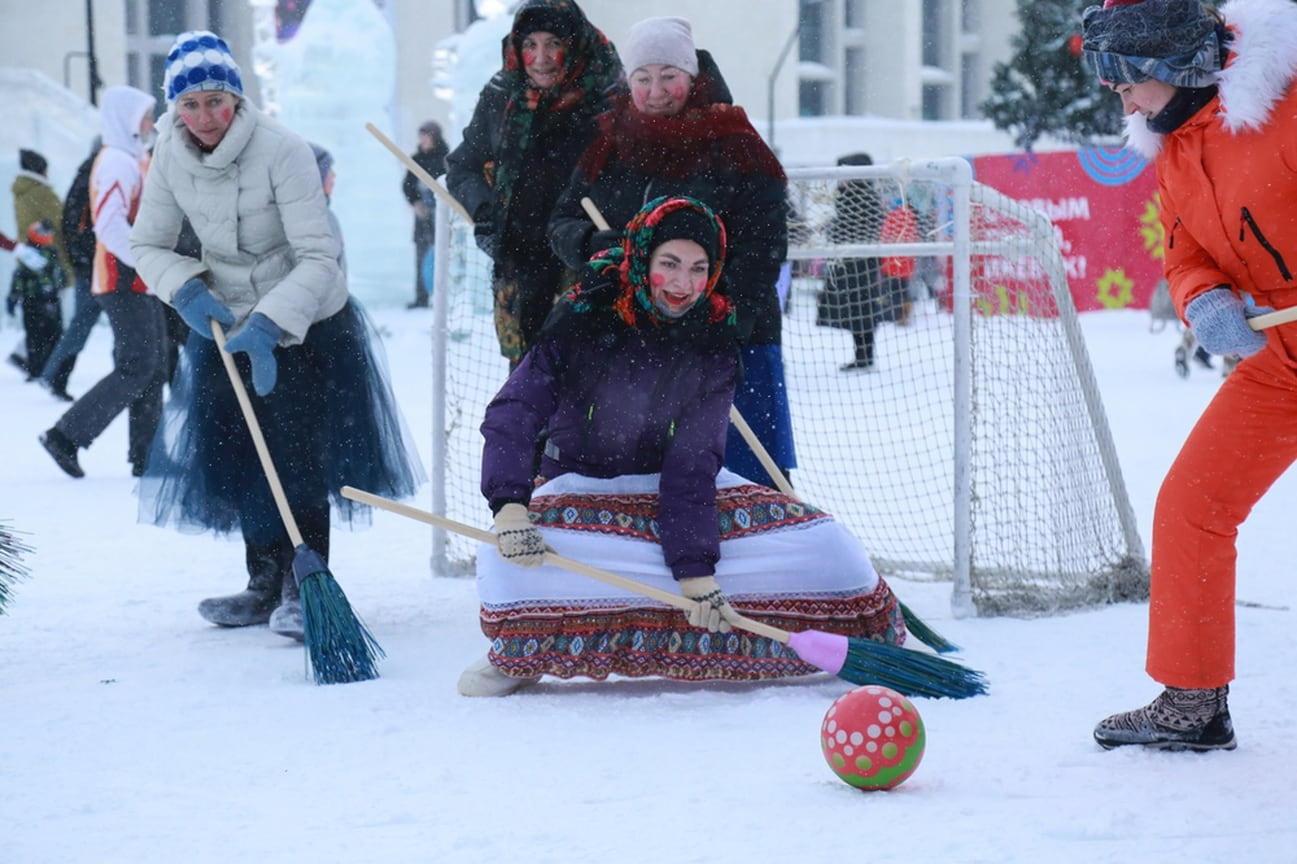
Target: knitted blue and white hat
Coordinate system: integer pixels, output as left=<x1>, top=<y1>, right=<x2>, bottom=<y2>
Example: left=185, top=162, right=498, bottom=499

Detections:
left=164, top=30, right=244, bottom=103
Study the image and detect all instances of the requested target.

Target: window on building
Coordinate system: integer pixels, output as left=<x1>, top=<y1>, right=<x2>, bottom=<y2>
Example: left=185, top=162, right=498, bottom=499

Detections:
left=844, top=47, right=864, bottom=115
left=844, top=0, right=862, bottom=29
left=922, top=0, right=947, bottom=68
left=922, top=83, right=950, bottom=120
left=799, top=0, right=825, bottom=64
left=148, top=0, right=189, bottom=35
left=800, top=80, right=826, bottom=117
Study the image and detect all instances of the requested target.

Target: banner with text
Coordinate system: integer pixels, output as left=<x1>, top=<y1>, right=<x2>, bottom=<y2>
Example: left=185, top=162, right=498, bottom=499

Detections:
left=970, top=148, right=1163, bottom=313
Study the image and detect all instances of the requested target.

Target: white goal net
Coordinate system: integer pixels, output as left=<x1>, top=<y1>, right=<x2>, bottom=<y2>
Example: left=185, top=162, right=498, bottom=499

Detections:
left=425, top=157, right=1149, bottom=617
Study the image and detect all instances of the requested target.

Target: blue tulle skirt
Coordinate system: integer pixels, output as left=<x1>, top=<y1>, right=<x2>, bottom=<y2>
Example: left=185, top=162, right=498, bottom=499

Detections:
left=725, top=343, right=797, bottom=486
left=138, top=300, right=425, bottom=542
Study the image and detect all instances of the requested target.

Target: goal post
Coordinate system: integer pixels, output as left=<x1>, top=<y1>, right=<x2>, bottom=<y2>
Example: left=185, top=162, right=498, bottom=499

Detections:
left=427, top=157, right=1150, bottom=617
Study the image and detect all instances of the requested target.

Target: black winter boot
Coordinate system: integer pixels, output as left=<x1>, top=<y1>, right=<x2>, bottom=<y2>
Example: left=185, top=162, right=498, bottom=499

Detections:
left=197, top=543, right=285, bottom=627
left=1094, top=686, right=1235, bottom=751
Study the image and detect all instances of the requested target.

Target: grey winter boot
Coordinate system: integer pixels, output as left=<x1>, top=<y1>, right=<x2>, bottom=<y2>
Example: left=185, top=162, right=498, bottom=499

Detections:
left=268, top=568, right=304, bottom=642
left=197, top=544, right=284, bottom=627
left=1094, top=686, right=1236, bottom=751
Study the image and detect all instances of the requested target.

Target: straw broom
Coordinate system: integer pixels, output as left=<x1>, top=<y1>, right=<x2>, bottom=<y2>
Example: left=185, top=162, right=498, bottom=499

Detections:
left=341, top=487, right=987, bottom=699
left=212, top=322, right=382, bottom=684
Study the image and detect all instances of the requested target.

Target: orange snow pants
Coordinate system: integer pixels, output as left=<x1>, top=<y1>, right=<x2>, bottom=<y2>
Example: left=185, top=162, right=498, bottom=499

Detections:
left=1147, top=345, right=1297, bottom=688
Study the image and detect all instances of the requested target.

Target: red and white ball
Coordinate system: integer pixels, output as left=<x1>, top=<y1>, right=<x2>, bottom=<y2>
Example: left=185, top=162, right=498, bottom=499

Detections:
left=821, top=685, right=925, bottom=791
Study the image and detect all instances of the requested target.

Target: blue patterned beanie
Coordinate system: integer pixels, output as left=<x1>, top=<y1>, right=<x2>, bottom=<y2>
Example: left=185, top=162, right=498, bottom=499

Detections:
left=164, top=30, right=244, bottom=103
left=1081, top=0, right=1222, bottom=88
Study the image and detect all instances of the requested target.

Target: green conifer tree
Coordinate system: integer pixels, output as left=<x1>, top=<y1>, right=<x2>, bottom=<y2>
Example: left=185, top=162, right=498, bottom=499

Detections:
left=980, top=0, right=1125, bottom=151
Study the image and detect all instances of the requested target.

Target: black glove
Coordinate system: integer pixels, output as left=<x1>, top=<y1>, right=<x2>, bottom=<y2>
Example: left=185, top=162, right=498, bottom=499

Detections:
left=474, top=225, right=497, bottom=258
left=584, top=229, right=623, bottom=260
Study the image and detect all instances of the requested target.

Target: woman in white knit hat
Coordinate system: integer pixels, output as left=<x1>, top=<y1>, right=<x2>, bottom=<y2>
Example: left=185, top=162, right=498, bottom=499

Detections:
left=129, top=29, right=424, bottom=642
left=548, top=15, right=797, bottom=492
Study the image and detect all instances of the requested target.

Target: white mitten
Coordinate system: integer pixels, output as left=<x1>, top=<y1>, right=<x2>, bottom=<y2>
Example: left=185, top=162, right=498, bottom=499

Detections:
left=493, top=503, right=548, bottom=567
left=14, top=243, right=46, bottom=271
left=679, top=576, right=739, bottom=633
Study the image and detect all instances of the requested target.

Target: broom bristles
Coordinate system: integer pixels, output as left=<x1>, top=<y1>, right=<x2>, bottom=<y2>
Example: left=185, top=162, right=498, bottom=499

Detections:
left=899, top=601, right=960, bottom=654
left=838, top=637, right=988, bottom=699
left=0, top=521, right=33, bottom=615
left=293, top=546, right=384, bottom=685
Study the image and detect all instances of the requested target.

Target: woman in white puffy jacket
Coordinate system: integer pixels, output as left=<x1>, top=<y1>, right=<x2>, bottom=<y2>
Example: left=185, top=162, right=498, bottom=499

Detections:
left=130, top=30, right=424, bottom=641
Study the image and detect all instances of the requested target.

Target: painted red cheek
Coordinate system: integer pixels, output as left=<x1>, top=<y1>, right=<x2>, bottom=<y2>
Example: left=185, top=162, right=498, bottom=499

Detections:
left=220, top=107, right=233, bottom=124
left=668, top=82, right=689, bottom=101
left=522, top=49, right=537, bottom=66
left=180, top=115, right=196, bottom=130
left=554, top=49, right=565, bottom=65
left=650, top=273, right=667, bottom=287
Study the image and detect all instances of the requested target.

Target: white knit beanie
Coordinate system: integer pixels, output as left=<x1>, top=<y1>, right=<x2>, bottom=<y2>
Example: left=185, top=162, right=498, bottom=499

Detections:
left=622, top=16, right=698, bottom=77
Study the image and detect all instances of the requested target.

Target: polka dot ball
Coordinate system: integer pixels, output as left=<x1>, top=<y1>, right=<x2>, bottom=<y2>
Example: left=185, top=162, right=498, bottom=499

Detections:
left=821, top=685, right=925, bottom=791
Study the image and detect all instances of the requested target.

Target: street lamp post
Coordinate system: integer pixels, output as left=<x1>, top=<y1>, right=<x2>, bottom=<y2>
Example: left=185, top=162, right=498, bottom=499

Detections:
left=85, top=0, right=101, bottom=105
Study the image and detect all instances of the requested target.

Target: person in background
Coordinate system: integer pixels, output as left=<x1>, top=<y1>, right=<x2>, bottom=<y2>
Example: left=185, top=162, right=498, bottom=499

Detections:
left=38, top=138, right=104, bottom=402
left=6, top=221, right=67, bottom=383
left=548, top=16, right=794, bottom=488
left=465, top=196, right=906, bottom=697
left=401, top=121, right=448, bottom=309
left=38, top=86, right=167, bottom=480
left=310, top=143, right=346, bottom=278
left=817, top=152, right=886, bottom=371
left=10, top=148, right=73, bottom=378
left=446, top=0, right=623, bottom=369
left=1081, top=0, right=1297, bottom=751
left=130, top=30, right=423, bottom=640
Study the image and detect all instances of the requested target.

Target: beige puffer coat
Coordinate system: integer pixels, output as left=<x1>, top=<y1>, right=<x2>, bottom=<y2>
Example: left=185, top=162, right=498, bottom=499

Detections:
left=130, top=99, right=343, bottom=345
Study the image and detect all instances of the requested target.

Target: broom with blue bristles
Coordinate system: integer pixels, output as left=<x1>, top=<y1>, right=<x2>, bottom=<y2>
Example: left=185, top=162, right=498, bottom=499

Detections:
left=213, top=322, right=382, bottom=684
left=341, top=487, right=987, bottom=699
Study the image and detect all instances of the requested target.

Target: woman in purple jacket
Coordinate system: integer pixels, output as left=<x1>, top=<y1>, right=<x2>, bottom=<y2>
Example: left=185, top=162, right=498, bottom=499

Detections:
left=463, top=196, right=906, bottom=696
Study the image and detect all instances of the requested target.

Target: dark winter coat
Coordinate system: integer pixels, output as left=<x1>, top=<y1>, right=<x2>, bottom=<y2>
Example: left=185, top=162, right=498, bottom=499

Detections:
left=402, top=140, right=449, bottom=242
left=548, top=51, right=788, bottom=346
left=817, top=178, right=885, bottom=335
left=480, top=261, right=740, bottom=581
left=444, top=0, right=623, bottom=361
left=61, top=154, right=96, bottom=282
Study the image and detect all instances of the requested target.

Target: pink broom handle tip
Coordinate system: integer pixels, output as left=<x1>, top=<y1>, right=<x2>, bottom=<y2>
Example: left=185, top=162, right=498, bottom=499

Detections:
left=786, top=629, right=849, bottom=675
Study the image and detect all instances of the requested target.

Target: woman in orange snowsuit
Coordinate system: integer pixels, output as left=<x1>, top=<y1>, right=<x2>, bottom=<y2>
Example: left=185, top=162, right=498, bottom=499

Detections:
left=1083, top=0, right=1297, bottom=750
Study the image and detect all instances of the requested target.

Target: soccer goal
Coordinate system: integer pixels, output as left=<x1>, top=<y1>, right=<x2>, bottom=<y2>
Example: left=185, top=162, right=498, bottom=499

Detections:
left=425, top=156, right=1149, bottom=617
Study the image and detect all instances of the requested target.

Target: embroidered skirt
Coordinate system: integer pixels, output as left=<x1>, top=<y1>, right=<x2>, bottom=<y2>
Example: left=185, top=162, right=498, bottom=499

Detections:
left=477, top=470, right=904, bottom=682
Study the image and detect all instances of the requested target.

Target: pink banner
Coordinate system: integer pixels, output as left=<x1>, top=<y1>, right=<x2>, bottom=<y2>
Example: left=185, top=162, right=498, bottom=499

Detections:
left=970, top=148, right=1163, bottom=313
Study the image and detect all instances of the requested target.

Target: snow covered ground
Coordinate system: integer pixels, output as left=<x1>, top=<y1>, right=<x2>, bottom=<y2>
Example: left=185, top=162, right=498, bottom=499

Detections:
left=1, top=304, right=1294, bottom=863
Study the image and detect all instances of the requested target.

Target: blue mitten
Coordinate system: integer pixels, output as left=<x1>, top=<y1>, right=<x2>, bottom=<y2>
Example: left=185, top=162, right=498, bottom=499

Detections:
left=223, top=313, right=282, bottom=396
left=1184, top=288, right=1269, bottom=358
left=174, top=278, right=235, bottom=339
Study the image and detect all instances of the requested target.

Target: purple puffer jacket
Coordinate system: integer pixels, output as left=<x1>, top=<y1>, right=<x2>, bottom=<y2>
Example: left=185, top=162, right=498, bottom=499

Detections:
left=481, top=329, right=738, bottom=580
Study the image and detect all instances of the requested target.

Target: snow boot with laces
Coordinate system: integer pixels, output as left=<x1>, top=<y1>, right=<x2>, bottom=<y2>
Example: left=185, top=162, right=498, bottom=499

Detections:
left=1094, top=685, right=1236, bottom=751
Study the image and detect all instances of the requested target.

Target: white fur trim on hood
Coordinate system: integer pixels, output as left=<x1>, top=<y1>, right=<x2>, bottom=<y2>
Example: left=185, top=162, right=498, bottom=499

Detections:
left=1123, top=0, right=1297, bottom=157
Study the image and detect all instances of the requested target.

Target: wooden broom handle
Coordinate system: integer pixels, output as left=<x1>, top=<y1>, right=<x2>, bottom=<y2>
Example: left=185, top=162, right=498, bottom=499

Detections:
left=212, top=321, right=304, bottom=548
left=578, top=197, right=799, bottom=499
left=1249, top=306, right=1297, bottom=330
left=365, top=122, right=475, bottom=224
left=339, top=485, right=790, bottom=643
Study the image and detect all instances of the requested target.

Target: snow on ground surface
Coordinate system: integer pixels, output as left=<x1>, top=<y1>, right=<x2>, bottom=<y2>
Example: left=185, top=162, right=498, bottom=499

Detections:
left=1, top=305, right=1294, bottom=863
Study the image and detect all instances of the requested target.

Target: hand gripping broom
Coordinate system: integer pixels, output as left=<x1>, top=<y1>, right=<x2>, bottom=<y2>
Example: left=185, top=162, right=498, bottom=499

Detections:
left=340, top=486, right=987, bottom=699
left=580, top=196, right=959, bottom=654
left=212, top=322, right=383, bottom=684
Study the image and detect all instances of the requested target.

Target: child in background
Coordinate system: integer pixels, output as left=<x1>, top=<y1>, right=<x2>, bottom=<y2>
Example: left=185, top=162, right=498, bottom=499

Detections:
left=6, top=221, right=67, bottom=383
